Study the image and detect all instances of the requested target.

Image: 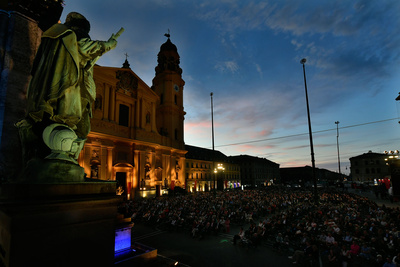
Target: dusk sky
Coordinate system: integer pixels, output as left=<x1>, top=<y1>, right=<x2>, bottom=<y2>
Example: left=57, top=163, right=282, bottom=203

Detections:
left=61, top=1, right=400, bottom=175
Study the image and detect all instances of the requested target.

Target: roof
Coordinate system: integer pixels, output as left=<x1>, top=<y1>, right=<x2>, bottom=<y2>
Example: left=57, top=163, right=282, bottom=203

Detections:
left=185, top=145, right=227, bottom=162
left=349, top=151, right=386, bottom=160
left=229, top=154, right=279, bottom=166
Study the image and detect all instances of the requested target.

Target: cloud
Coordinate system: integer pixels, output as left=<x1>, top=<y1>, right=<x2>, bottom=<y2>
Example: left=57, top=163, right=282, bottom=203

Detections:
left=214, top=60, right=239, bottom=73
left=194, top=1, right=400, bottom=77
left=254, top=63, right=263, bottom=78
left=291, top=39, right=303, bottom=50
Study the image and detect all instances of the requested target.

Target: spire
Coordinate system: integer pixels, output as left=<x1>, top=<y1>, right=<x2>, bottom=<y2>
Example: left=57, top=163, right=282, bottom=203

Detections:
left=122, top=52, right=130, bottom=69
left=164, top=29, right=170, bottom=39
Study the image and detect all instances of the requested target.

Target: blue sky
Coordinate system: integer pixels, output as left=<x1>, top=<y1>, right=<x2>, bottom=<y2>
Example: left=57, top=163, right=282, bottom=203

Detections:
left=61, top=0, right=400, bottom=174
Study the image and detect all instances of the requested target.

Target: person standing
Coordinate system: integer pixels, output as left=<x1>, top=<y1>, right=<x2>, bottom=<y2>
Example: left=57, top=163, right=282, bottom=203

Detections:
left=225, top=217, right=230, bottom=233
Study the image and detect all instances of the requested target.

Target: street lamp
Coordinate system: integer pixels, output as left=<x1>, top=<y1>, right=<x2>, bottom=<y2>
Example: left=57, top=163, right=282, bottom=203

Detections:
left=384, top=150, right=399, bottom=163
left=214, top=163, right=225, bottom=190
left=300, top=58, right=318, bottom=204
left=211, top=92, right=216, bottom=194
left=335, top=121, right=342, bottom=180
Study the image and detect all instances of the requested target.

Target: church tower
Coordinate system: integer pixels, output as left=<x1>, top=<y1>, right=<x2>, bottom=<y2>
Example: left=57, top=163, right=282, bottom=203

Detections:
left=152, top=33, right=186, bottom=150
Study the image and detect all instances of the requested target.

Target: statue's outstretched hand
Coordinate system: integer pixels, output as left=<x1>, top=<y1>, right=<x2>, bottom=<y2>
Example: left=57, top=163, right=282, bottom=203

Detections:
left=105, top=28, right=123, bottom=51
left=105, top=37, right=117, bottom=51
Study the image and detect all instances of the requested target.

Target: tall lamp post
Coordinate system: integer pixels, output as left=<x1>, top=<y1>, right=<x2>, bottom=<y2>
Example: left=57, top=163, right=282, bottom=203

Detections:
left=300, top=58, right=318, bottom=204
left=210, top=92, right=216, bottom=194
left=335, top=121, right=342, bottom=180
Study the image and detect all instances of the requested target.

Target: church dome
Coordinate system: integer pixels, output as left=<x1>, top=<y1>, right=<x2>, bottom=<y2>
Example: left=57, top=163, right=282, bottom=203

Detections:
left=160, top=38, right=178, bottom=53
left=155, top=34, right=182, bottom=75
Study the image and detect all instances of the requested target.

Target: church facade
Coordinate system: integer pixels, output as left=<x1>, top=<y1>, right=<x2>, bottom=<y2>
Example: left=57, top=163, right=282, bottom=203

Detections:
left=79, top=36, right=187, bottom=199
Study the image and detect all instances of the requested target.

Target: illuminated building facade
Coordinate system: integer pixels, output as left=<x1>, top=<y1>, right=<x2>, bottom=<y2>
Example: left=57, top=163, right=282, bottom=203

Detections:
left=79, top=36, right=187, bottom=199
left=185, top=145, right=241, bottom=192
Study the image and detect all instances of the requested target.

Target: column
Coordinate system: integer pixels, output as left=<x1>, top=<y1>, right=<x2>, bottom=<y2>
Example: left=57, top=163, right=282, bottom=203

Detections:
left=107, top=147, right=113, bottom=180
left=101, top=146, right=107, bottom=180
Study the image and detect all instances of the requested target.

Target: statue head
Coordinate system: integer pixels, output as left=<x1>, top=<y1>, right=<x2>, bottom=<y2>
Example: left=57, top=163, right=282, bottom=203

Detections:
left=65, top=12, right=91, bottom=40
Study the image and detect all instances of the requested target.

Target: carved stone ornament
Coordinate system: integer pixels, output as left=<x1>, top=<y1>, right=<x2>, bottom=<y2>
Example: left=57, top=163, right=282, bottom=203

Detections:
left=175, top=160, right=181, bottom=171
left=116, top=70, right=138, bottom=96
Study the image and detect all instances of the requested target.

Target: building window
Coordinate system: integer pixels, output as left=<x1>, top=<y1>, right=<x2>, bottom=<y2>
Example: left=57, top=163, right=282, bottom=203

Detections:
left=175, top=128, right=178, bottom=140
left=160, top=93, right=164, bottom=104
left=119, top=104, right=129, bottom=127
left=174, top=94, right=177, bottom=105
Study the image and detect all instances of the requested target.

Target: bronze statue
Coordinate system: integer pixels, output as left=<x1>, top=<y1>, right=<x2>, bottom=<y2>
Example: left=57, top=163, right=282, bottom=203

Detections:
left=17, top=12, right=123, bottom=181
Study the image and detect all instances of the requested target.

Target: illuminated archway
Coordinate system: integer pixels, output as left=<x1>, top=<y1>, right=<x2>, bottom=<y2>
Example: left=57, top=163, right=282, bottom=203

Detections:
left=113, top=163, right=134, bottom=199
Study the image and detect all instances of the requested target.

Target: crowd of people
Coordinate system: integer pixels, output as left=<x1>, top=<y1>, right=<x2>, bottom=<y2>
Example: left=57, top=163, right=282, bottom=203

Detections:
left=118, top=186, right=400, bottom=266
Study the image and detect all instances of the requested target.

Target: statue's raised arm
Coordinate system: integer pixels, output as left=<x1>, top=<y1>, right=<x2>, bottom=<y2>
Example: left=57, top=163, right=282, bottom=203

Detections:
left=112, top=27, right=125, bottom=40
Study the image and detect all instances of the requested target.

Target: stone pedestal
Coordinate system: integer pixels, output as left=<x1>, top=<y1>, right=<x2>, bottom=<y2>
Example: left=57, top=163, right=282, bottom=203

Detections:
left=0, top=182, right=119, bottom=267
left=19, top=158, right=85, bottom=183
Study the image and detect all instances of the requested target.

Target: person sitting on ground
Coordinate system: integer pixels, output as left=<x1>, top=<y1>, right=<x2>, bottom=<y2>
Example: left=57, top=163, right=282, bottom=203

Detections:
left=288, top=240, right=314, bottom=264
left=343, top=231, right=353, bottom=243
left=341, top=244, right=352, bottom=267
left=382, top=256, right=396, bottom=267
left=327, top=242, right=341, bottom=266
left=350, top=240, right=360, bottom=257
left=359, top=243, right=371, bottom=260
left=233, top=227, right=245, bottom=245
left=273, top=233, right=284, bottom=252
left=325, top=232, right=335, bottom=246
